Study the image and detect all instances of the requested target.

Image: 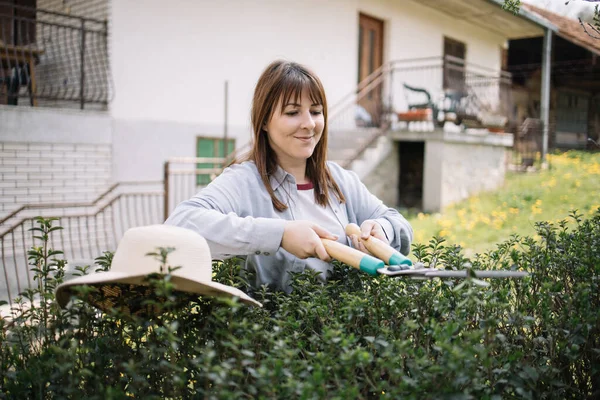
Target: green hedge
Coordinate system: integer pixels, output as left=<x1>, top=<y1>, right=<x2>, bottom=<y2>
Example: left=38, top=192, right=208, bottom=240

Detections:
left=1, top=211, right=599, bottom=399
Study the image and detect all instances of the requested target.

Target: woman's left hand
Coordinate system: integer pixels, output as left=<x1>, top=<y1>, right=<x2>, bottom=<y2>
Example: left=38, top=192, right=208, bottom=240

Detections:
left=350, top=220, right=388, bottom=254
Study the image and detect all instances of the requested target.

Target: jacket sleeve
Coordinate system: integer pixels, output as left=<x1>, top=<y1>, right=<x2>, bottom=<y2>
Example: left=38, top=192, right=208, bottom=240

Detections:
left=164, top=166, right=286, bottom=259
left=332, top=163, right=413, bottom=256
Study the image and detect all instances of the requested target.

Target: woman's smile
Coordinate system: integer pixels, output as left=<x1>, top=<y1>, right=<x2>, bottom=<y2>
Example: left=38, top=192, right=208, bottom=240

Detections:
left=294, top=135, right=315, bottom=143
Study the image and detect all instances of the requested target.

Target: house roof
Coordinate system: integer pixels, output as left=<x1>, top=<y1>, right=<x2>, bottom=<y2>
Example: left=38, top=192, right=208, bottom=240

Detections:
left=409, top=0, right=557, bottom=39
left=523, top=3, right=600, bottom=56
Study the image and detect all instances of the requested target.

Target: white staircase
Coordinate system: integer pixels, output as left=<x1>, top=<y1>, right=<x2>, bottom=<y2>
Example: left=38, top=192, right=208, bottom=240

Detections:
left=327, top=128, right=391, bottom=179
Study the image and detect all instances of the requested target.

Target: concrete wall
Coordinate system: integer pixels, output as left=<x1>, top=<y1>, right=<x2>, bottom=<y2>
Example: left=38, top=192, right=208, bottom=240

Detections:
left=360, top=139, right=399, bottom=208
left=0, top=106, right=112, bottom=217
left=439, top=140, right=508, bottom=209
left=387, top=130, right=513, bottom=212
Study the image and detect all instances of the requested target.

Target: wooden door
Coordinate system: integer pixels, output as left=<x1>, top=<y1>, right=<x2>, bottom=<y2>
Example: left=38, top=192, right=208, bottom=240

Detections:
left=358, top=13, right=384, bottom=127
left=443, top=37, right=466, bottom=91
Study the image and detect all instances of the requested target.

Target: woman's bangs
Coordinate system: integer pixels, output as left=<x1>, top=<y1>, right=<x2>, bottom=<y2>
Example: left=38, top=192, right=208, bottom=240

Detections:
left=278, top=72, right=324, bottom=113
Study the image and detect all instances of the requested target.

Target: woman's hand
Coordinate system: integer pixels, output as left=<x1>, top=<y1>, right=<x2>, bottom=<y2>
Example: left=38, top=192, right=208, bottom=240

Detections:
left=349, top=219, right=387, bottom=254
left=281, top=220, right=338, bottom=261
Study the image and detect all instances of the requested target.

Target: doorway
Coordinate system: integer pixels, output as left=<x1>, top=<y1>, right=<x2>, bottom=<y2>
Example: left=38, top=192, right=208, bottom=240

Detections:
left=358, top=13, right=384, bottom=127
left=398, top=141, right=424, bottom=209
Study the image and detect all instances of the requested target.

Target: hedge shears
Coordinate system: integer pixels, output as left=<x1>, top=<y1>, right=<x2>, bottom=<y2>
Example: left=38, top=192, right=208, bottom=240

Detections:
left=319, top=224, right=528, bottom=279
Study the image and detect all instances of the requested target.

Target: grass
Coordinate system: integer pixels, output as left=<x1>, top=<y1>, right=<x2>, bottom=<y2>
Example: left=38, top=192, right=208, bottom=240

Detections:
left=404, top=150, right=600, bottom=258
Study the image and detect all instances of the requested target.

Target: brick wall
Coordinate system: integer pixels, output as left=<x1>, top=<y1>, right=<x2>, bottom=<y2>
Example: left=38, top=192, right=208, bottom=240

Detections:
left=0, top=141, right=112, bottom=217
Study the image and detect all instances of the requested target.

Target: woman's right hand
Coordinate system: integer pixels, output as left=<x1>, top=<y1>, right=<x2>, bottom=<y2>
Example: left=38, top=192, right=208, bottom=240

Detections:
left=280, top=221, right=338, bottom=261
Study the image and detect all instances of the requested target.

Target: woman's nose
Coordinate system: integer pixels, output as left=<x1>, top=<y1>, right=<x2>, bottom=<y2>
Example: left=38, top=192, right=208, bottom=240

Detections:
left=301, top=111, right=316, bottom=130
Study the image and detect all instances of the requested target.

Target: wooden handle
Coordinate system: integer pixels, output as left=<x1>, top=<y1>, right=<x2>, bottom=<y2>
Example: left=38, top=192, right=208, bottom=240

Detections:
left=321, top=239, right=384, bottom=276
left=345, top=223, right=412, bottom=266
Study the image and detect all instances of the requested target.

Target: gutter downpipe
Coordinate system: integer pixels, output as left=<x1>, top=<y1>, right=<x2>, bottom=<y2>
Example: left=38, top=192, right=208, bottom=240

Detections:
left=541, top=29, right=552, bottom=165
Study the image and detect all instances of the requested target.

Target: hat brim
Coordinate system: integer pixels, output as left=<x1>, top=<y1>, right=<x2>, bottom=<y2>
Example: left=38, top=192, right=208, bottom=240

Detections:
left=55, top=271, right=262, bottom=310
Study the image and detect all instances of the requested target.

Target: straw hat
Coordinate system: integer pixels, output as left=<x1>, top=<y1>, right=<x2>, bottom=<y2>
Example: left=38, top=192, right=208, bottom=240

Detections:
left=55, top=225, right=262, bottom=312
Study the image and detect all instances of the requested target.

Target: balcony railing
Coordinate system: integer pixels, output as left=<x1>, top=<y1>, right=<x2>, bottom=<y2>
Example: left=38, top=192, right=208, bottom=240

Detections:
left=328, top=56, right=513, bottom=135
left=326, top=56, right=513, bottom=167
left=0, top=2, right=111, bottom=109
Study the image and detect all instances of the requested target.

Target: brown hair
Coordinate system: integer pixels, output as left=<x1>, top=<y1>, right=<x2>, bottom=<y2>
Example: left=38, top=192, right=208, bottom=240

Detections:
left=246, top=60, right=345, bottom=211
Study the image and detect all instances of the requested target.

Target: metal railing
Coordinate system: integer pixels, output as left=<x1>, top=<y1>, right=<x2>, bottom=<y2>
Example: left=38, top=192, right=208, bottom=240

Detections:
left=0, top=181, right=163, bottom=306
left=1, top=154, right=240, bottom=306
left=329, top=56, right=513, bottom=133
left=163, top=157, right=232, bottom=221
left=326, top=56, right=513, bottom=168
left=0, top=2, right=110, bottom=109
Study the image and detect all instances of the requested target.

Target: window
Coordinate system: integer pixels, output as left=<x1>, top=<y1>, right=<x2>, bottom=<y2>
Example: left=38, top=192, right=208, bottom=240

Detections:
left=196, top=137, right=235, bottom=186
left=0, top=0, right=37, bottom=46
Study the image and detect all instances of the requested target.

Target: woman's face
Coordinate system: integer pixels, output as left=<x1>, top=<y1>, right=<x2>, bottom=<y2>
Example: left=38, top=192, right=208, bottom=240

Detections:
left=265, top=89, right=325, bottom=169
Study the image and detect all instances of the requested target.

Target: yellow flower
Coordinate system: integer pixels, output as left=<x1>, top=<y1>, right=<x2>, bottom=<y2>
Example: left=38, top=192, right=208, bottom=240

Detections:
left=541, top=177, right=556, bottom=188
left=437, top=218, right=452, bottom=229
left=509, top=207, right=520, bottom=215
left=585, top=163, right=600, bottom=175
left=531, top=205, right=542, bottom=215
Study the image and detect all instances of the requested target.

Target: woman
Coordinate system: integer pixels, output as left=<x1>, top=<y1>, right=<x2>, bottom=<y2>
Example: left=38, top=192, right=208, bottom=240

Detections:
left=165, top=60, right=413, bottom=292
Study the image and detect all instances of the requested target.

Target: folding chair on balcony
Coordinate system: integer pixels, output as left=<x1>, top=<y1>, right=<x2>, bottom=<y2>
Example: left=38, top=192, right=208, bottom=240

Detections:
left=400, top=83, right=483, bottom=129
left=397, top=83, right=439, bottom=126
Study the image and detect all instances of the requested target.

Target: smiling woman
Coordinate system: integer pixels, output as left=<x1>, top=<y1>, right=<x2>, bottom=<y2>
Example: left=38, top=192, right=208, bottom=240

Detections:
left=165, top=60, right=413, bottom=294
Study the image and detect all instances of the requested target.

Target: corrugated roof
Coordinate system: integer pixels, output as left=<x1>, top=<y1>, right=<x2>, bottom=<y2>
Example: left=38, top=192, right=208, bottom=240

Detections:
left=523, top=3, right=600, bottom=56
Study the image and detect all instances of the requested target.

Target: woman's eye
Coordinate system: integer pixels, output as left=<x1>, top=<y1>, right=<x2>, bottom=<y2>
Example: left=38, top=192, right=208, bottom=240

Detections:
left=311, top=110, right=323, bottom=115
left=285, top=111, right=298, bottom=116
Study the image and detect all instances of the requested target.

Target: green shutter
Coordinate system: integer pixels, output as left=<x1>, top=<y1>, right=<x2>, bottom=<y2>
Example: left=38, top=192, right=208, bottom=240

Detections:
left=196, top=138, right=236, bottom=186
left=196, top=138, right=215, bottom=186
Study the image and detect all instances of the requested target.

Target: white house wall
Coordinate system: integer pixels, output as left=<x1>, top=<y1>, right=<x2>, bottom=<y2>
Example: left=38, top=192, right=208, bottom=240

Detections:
left=109, top=0, right=506, bottom=183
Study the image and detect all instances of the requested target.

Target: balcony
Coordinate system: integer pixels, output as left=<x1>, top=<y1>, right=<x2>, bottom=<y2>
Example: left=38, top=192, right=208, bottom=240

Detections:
left=329, top=56, right=513, bottom=137
left=0, top=1, right=110, bottom=110
left=327, top=56, right=514, bottom=173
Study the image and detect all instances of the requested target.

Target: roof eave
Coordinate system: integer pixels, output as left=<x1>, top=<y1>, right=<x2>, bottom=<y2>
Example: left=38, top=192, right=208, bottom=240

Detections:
left=486, top=0, right=559, bottom=32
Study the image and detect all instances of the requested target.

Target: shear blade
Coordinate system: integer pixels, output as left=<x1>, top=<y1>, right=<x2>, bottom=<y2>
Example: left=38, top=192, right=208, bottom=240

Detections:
left=424, top=270, right=528, bottom=279
left=377, top=267, right=437, bottom=276
left=377, top=267, right=528, bottom=279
